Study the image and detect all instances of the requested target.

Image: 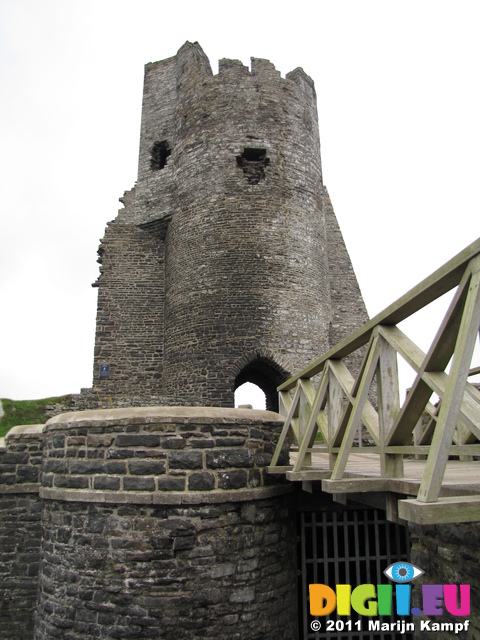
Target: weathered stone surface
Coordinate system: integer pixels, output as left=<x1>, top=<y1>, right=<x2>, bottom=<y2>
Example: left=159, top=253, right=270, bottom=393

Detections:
left=35, top=496, right=297, bottom=640
left=160, top=437, right=186, bottom=449
left=38, top=407, right=287, bottom=497
left=93, top=476, right=121, bottom=491
left=0, top=426, right=44, bottom=639
left=1, top=39, right=372, bottom=640
left=156, top=476, right=185, bottom=492
left=168, top=450, right=203, bottom=470
left=84, top=41, right=368, bottom=411
left=217, top=470, right=248, bottom=490
left=206, top=449, right=254, bottom=469
left=116, top=434, right=160, bottom=448
left=123, top=476, right=155, bottom=492
left=54, top=475, right=89, bottom=489
left=17, top=407, right=294, bottom=638
left=188, top=472, right=215, bottom=492
left=129, top=460, right=166, bottom=475
left=409, top=522, right=480, bottom=640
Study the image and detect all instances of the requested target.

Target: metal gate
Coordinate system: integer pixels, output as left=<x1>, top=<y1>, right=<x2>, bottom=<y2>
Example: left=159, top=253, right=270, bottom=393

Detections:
left=298, top=505, right=412, bottom=640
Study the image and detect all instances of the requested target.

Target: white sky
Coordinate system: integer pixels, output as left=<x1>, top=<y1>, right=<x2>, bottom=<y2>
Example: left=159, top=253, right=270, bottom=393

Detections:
left=0, top=0, right=479, bottom=403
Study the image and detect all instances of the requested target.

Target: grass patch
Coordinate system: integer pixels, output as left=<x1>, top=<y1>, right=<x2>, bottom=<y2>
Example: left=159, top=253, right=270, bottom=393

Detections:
left=0, top=396, right=73, bottom=438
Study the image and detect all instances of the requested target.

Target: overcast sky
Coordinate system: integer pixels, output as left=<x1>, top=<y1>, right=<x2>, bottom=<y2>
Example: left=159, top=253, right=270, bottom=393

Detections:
left=0, top=0, right=479, bottom=403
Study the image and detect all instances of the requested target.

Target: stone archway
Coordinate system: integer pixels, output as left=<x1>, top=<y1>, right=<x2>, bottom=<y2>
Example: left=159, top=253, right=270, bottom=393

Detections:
left=234, top=356, right=290, bottom=412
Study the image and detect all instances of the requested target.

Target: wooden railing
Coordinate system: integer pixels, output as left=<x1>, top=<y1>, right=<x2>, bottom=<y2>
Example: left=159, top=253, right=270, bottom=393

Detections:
left=269, top=238, right=480, bottom=524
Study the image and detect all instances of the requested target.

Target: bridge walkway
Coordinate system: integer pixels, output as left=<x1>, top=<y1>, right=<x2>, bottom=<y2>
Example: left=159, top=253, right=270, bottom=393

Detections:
left=268, top=238, right=480, bottom=525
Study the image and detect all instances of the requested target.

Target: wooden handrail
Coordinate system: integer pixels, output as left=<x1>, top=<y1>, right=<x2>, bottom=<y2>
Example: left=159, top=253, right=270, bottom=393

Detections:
left=272, top=238, right=480, bottom=524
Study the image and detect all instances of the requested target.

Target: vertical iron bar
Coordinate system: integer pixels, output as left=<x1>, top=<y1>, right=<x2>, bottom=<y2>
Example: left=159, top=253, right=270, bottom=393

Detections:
left=364, top=510, right=371, bottom=584
left=312, top=511, right=319, bottom=586
left=301, top=512, right=308, bottom=640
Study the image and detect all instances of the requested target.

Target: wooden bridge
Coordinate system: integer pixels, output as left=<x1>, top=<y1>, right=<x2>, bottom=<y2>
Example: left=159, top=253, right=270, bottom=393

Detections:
left=268, top=238, right=480, bottom=525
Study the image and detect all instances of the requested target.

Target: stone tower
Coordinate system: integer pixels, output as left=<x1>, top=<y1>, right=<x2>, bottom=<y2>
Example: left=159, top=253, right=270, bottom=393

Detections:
left=90, top=42, right=367, bottom=410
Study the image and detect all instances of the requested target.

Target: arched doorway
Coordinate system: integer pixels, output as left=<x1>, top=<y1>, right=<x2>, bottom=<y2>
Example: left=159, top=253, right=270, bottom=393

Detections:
left=234, top=357, right=290, bottom=412
left=234, top=382, right=266, bottom=409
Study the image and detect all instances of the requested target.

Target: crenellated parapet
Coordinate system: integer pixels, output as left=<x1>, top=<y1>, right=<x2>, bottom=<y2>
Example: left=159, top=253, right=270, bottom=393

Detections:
left=130, top=42, right=320, bottom=228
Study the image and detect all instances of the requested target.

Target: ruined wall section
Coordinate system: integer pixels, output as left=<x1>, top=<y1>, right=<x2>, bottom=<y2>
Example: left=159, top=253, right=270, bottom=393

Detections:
left=89, top=42, right=367, bottom=409
left=120, top=53, right=180, bottom=227
left=92, top=189, right=165, bottom=400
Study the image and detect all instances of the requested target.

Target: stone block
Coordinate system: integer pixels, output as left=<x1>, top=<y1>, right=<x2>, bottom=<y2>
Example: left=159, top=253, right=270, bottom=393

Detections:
left=206, top=449, right=254, bottom=469
left=70, top=460, right=106, bottom=475
left=217, top=470, right=248, bottom=490
left=229, top=587, right=255, bottom=604
left=122, top=476, right=155, bottom=492
left=215, top=437, right=246, bottom=447
left=189, top=439, right=215, bottom=449
left=54, top=475, right=89, bottom=489
left=129, top=460, right=166, bottom=475
left=188, top=472, right=215, bottom=491
left=87, top=434, right=115, bottom=447
left=93, top=476, right=121, bottom=491
left=168, top=451, right=203, bottom=469
left=157, top=476, right=185, bottom=491
left=105, top=461, right=127, bottom=475
left=115, top=434, right=160, bottom=448
left=52, top=435, right=65, bottom=449
left=17, top=465, right=39, bottom=483
left=161, top=437, right=186, bottom=449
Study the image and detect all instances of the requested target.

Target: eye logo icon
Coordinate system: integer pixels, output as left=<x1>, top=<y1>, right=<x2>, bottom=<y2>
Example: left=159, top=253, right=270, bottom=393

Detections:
left=384, top=562, right=424, bottom=583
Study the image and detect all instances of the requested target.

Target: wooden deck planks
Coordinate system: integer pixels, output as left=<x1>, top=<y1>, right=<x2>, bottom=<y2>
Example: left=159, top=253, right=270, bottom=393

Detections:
left=280, top=452, right=480, bottom=493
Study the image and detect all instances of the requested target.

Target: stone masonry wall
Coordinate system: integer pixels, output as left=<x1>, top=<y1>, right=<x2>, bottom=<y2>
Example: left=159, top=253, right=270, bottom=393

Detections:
left=36, top=497, right=296, bottom=640
left=409, top=522, right=480, bottom=640
left=0, top=425, right=44, bottom=640
left=90, top=42, right=368, bottom=409
left=159, top=44, right=331, bottom=407
left=92, top=211, right=166, bottom=400
left=3, top=413, right=480, bottom=639
left=40, top=407, right=288, bottom=494
left=35, top=407, right=298, bottom=639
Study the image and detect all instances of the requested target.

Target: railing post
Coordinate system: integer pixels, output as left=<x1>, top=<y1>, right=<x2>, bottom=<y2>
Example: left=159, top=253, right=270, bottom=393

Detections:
left=418, top=261, right=480, bottom=502
left=331, top=333, right=380, bottom=480
left=327, top=366, right=343, bottom=470
left=298, top=380, right=314, bottom=467
left=377, top=333, right=403, bottom=478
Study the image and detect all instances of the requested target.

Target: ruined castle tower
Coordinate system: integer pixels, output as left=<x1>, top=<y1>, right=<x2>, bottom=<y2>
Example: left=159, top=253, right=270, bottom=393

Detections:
left=91, top=42, right=367, bottom=410
left=0, top=44, right=373, bottom=640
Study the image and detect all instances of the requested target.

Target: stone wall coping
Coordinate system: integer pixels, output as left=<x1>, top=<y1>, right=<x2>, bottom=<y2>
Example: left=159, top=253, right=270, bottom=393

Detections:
left=40, top=483, right=292, bottom=505
left=45, top=406, right=283, bottom=429
left=5, top=424, right=45, bottom=439
left=0, top=483, right=40, bottom=495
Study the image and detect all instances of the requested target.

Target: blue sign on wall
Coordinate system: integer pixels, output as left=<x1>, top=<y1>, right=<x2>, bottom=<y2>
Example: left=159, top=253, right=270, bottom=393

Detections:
left=99, top=364, right=110, bottom=378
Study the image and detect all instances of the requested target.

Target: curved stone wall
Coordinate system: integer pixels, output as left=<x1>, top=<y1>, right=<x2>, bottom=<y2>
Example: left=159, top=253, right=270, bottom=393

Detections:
left=90, top=43, right=369, bottom=409
left=161, top=44, right=331, bottom=405
left=35, top=407, right=297, bottom=639
left=0, top=425, right=44, bottom=640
